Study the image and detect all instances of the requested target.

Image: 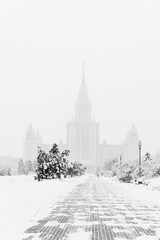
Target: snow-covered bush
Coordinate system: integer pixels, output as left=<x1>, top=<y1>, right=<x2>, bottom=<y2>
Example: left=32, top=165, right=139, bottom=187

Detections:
left=0, top=168, right=11, bottom=176
left=35, top=143, right=86, bottom=181
left=117, top=163, right=135, bottom=183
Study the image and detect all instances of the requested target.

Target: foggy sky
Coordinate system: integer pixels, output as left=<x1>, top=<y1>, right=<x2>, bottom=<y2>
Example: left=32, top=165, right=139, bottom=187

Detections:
left=0, top=0, right=160, bottom=157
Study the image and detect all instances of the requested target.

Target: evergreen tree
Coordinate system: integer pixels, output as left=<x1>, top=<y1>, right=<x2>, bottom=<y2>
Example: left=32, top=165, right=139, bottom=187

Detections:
left=27, top=160, right=33, bottom=172
left=7, top=168, right=11, bottom=176
left=35, top=143, right=86, bottom=181
left=49, top=143, right=60, bottom=157
left=24, top=161, right=29, bottom=175
left=104, top=158, right=118, bottom=173
left=17, top=158, right=25, bottom=175
left=144, top=152, right=152, bottom=162
left=33, top=160, right=37, bottom=172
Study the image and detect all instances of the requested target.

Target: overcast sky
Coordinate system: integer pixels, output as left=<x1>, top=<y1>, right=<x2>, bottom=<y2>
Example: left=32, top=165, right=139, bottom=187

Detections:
left=0, top=0, right=160, bottom=157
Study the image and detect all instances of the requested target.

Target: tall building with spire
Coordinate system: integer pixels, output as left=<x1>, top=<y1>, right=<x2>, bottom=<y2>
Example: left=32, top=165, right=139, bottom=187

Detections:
left=67, top=78, right=99, bottom=172
left=23, top=69, right=139, bottom=171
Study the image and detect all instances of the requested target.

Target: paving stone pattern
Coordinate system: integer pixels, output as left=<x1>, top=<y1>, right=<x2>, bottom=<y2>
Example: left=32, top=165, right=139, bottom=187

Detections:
left=23, top=176, right=160, bottom=240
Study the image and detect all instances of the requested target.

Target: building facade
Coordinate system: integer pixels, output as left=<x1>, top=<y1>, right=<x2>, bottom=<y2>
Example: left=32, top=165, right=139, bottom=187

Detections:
left=67, top=80, right=99, bottom=172
left=23, top=80, right=139, bottom=171
left=23, top=123, right=43, bottom=162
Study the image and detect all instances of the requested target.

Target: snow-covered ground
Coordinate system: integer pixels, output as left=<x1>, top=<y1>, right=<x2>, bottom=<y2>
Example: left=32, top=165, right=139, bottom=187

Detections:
left=106, top=176, right=160, bottom=207
left=0, top=174, right=88, bottom=240
left=1, top=175, right=160, bottom=240
left=104, top=177, right=160, bottom=240
left=145, top=177, right=160, bottom=190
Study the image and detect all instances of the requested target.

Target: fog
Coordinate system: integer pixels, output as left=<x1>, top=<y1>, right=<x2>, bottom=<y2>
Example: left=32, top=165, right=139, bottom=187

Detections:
left=0, top=0, right=160, bottom=157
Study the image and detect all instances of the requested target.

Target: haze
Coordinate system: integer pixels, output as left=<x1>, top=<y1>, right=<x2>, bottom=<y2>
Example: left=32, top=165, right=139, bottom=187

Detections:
left=0, top=0, right=160, bottom=157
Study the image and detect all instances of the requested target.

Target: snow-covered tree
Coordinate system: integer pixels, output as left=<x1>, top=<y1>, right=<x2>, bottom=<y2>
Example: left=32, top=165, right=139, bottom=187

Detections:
left=35, top=143, right=86, bottom=181
left=27, top=160, right=33, bottom=173
left=33, top=160, right=37, bottom=172
left=17, top=158, right=25, bottom=175
left=7, top=168, right=11, bottom=176
left=144, top=152, right=152, bottom=162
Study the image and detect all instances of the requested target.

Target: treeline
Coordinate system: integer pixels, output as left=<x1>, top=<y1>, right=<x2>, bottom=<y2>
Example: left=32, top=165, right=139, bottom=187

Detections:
left=103, top=152, right=160, bottom=182
left=35, top=144, right=86, bottom=181
left=17, top=159, right=37, bottom=175
left=0, top=168, right=11, bottom=176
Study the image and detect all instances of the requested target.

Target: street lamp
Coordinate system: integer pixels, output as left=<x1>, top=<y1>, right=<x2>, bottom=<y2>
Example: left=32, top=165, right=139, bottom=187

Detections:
left=138, top=140, right=142, bottom=177
left=120, top=154, right=122, bottom=167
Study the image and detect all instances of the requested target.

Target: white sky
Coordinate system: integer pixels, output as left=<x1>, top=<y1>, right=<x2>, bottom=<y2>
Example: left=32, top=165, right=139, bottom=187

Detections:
left=0, top=0, right=160, bottom=157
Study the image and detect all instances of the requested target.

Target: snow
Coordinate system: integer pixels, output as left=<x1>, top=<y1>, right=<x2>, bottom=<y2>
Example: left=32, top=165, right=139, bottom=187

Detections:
left=66, top=228, right=92, bottom=240
left=1, top=175, right=160, bottom=240
left=0, top=174, right=88, bottom=240
left=105, top=177, right=160, bottom=240
left=146, top=177, right=160, bottom=190
left=135, top=229, right=160, bottom=240
left=106, top=176, right=160, bottom=208
left=135, top=237, right=158, bottom=240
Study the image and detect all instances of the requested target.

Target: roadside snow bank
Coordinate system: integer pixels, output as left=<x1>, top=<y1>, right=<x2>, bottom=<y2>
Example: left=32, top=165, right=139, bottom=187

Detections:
left=104, top=176, right=160, bottom=207
left=146, top=177, right=160, bottom=190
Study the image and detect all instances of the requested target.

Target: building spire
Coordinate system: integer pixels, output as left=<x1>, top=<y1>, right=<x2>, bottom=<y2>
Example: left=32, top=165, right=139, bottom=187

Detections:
left=82, top=62, right=86, bottom=84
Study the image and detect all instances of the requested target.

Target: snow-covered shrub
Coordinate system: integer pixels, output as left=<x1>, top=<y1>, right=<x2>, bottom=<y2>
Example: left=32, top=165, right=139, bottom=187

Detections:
left=151, top=164, right=160, bottom=177
left=35, top=143, right=86, bottom=181
left=110, top=163, right=136, bottom=183
left=0, top=168, right=11, bottom=176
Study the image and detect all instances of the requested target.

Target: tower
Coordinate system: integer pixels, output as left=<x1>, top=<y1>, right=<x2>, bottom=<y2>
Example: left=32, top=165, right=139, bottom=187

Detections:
left=67, top=67, right=99, bottom=172
left=123, top=124, right=138, bottom=162
left=23, top=68, right=139, bottom=171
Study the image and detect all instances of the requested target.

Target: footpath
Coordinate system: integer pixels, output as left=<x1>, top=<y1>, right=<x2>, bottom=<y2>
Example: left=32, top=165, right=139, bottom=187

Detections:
left=23, top=176, right=160, bottom=240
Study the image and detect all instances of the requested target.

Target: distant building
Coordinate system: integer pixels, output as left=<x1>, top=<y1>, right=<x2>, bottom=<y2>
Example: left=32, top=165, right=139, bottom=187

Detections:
left=123, top=125, right=139, bottom=164
left=23, top=77, right=139, bottom=172
left=67, top=79, right=99, bottom=172
left=23, top=123, right=43, bottom=162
